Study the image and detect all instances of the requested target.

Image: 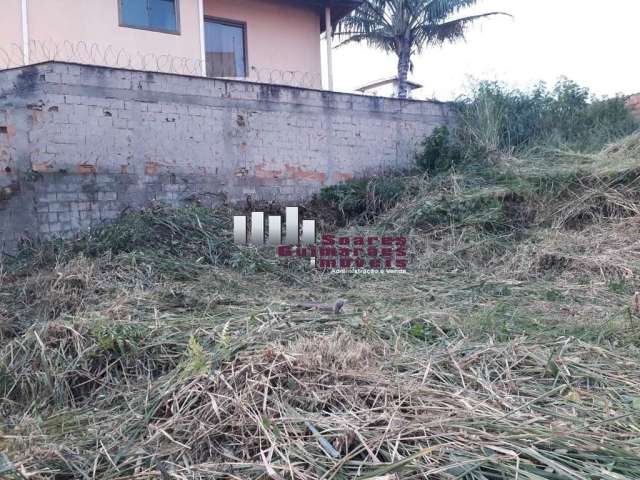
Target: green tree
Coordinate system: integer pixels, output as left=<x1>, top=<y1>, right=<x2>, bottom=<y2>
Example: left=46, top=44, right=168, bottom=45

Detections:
left=337, top=0, right=507, bottom=98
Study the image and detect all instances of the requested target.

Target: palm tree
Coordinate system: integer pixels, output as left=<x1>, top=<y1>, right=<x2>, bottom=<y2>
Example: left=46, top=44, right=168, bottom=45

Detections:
left=336, top=0, right=508, bottom=98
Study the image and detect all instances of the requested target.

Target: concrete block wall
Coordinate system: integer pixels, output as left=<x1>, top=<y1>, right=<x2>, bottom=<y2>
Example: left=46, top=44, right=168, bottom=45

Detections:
left=0, top=62, right=452, bottom=252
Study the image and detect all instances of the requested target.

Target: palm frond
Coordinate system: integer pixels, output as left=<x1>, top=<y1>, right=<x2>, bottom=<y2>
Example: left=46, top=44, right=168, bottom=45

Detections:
left=337, top=0, right=509, bottom=55
left=417, top=11, right=511, bottom=48
left=335, top=0, right=509, bottom=98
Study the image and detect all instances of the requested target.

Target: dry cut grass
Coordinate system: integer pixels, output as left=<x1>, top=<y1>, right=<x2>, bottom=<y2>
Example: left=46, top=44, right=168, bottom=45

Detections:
left=4, top=325, right=640, bottom=479
left=2, top=133, right=640, bottom=479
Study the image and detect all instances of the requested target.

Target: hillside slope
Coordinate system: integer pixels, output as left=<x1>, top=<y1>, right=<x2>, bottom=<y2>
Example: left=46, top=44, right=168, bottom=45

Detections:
left=1, top=134, right=640, bottom=479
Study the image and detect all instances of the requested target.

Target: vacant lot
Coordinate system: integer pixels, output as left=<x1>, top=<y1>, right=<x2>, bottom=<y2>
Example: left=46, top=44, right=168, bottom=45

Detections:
left=2, top=129, right=640, bottom=479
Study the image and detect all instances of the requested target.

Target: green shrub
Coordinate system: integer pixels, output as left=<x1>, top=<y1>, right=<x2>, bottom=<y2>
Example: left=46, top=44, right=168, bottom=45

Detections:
left=452, top=79, right=638, bottom=157
left=405, top=190, right=525, bottom=233
left=318, top=175, right=407, bottom=224
left=415, top=126, right=461, bottom=173
left=92, top=322, right=146, bottom=356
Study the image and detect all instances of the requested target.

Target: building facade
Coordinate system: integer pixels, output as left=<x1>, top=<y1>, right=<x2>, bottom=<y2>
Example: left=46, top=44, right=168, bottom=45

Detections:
left=355, top=76, right=424, bottom=99
left=0, top=0, right=360, bottom=88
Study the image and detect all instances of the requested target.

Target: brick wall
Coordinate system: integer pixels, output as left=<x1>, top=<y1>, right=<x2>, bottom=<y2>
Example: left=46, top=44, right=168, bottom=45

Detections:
left=0, top=62, right=452, bottom=252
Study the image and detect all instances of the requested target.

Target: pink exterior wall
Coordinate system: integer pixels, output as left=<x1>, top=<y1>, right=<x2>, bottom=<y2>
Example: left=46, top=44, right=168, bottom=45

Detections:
left=0, top=0, right=323, bottom=85
left=0, top=0, right=25, bottom=69
left=24, top=0, right=202, bottom=74
left=203, top=0, right=322, bottom=87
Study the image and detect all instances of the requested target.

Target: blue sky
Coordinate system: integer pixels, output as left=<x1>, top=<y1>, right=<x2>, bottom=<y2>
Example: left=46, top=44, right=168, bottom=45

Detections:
left=324, top=0, right=640, bottom=100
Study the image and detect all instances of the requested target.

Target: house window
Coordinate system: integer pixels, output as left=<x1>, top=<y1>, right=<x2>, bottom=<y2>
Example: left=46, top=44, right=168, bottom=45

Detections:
left=120, top=0, right=179, bottom=33
left=204, top=19, right=247, bottom=78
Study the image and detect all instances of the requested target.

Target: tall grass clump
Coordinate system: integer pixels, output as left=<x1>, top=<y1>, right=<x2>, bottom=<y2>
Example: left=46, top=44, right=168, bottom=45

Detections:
left=416, top=79, right=639, bottom=174
left=316, top=175, right=411, bottom=224
left=457, top=79, right=638, bottom=154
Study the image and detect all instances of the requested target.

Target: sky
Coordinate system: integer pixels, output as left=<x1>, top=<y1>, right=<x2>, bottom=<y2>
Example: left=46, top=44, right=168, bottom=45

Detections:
left=322, top=0, right=640, bottom=101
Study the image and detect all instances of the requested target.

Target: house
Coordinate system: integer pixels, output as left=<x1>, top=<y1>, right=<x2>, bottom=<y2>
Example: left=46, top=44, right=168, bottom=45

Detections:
left=0, top=0, right=361, bottom=88
left=355, top=76, right=424, bottom=98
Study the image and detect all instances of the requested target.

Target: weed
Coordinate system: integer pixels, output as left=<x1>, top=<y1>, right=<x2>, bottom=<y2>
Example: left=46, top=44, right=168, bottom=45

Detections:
left=91, top=322, right=146, bottom=356
left=178, top=336, right=213, bottom=378
left=449, top=78, right=638, bottom=160
left=318, top=175, right=408, bottom=224
left=415, top=125, right=461, bottom=173
left=608, top=279, right=633, bottom=295
left=542, top=288, right=564, bottom=302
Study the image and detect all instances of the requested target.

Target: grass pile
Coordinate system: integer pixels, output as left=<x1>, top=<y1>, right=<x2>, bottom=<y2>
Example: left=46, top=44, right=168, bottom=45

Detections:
left=4, top=328, right=640, bottom=479
left=2, top=132, right=640, bottom=478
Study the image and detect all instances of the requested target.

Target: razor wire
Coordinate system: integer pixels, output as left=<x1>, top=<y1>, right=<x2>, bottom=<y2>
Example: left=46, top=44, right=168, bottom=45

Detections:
left=0, top=39, right=323, bottom=89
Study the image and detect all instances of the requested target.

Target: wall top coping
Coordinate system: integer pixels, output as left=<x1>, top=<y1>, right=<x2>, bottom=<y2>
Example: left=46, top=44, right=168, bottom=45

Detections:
left=0, top=61, right=451, bottom=108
